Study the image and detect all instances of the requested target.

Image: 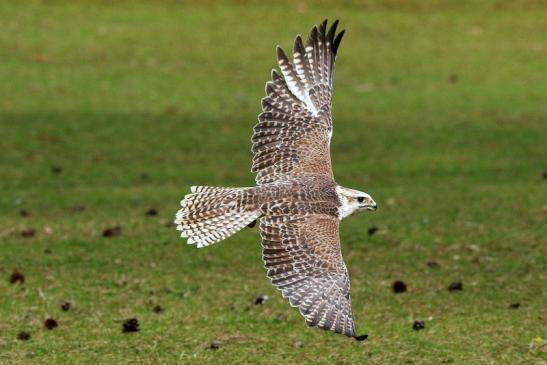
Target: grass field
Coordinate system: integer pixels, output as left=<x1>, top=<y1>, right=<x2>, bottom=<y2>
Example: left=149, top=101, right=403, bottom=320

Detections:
left=1, top=1, right=546, bottom=364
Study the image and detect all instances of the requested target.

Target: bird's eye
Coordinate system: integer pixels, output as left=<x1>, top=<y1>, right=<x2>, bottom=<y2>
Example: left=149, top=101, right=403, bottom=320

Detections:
left=357, top=197, right=365, bottom=203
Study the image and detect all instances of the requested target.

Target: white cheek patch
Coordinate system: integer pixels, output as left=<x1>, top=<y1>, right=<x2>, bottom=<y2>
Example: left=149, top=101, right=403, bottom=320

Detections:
left=336, top=186, right=357, bottom=220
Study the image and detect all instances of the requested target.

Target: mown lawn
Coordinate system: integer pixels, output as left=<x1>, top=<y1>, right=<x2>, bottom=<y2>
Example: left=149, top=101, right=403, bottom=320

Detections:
left=0, top=1, right=546, bottom=364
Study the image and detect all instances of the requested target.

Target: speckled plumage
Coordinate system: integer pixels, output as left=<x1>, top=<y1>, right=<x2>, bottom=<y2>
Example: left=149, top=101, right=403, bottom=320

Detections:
left=175, top=20, right=376, bottom=339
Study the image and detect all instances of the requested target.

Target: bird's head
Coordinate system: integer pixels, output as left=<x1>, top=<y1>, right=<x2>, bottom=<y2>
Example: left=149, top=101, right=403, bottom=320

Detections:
left=336, top=186, right=377, bottom=219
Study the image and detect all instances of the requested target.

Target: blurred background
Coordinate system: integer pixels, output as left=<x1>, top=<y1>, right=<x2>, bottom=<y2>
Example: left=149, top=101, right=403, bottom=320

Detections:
left=0, top=1, right=546, bottom=364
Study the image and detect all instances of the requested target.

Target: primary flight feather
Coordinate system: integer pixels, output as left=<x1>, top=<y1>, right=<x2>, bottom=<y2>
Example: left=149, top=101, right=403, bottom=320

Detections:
left=175, top=20, right=377, bottom=340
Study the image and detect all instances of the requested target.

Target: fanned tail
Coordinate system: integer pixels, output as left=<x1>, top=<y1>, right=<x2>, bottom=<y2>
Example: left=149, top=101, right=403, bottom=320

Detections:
left=175, top=186, right=261, bottom=248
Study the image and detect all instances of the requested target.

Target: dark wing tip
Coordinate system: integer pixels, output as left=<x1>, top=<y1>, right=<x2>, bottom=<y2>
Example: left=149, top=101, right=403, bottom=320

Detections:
left=276, top=46, right=290, bottom=65
left=306, top=25, right=317, bottom=40
left=265, top=81, right=274, bottom=95
left=354, top=334, right=368, bottom=341
left=333, top=29, right=345, bottom=54
left=294, top=34, right=305, bottom=53
left=327, top=19, right=339, bottom=41
left=319, top=19, right=328, bottom=37
left=271, top=69, right=282, bottom=83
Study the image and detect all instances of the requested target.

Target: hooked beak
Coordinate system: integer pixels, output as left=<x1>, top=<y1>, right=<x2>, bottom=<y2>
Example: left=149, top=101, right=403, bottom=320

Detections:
left=364, top=198, right=377, bottom=211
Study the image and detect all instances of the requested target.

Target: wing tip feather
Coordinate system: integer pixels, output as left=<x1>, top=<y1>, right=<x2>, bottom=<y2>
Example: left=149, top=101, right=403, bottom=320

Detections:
left=276, top=45, right=286, bottom=60
left=354, top=334, right=368, bottom=341
left=333, top=29, right=345, bottom=54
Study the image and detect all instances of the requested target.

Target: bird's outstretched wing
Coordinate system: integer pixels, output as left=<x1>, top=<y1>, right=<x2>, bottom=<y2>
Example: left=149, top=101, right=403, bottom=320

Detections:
left=252, top=20, right=345, bottom=185
left=260, top=208, right=363, bottom=339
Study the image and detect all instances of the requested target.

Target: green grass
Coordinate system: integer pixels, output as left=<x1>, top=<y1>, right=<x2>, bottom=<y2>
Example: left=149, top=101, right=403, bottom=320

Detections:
left=1, top=1, right=546, bottom=364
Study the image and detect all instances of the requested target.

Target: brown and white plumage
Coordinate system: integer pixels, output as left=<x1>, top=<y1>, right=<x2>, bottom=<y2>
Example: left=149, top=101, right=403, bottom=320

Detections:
left=252, top=20, right=343, bottom=184
left=261, top=211, right=356, bottom=336
left=175, top=20, right=376, bottom=340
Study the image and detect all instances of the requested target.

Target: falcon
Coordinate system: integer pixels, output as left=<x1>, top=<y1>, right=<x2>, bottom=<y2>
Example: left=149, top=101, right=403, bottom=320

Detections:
left=175, top=20, right=377, bottom=340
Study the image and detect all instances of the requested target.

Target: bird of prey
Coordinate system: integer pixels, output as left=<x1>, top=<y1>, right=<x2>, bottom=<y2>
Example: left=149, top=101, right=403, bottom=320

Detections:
left=175, top=20, right=377, bottom=340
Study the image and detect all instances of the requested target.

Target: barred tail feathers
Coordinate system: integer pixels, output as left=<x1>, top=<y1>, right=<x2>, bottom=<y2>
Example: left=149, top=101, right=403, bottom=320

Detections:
left=175, top=186, right=260, bottom=248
